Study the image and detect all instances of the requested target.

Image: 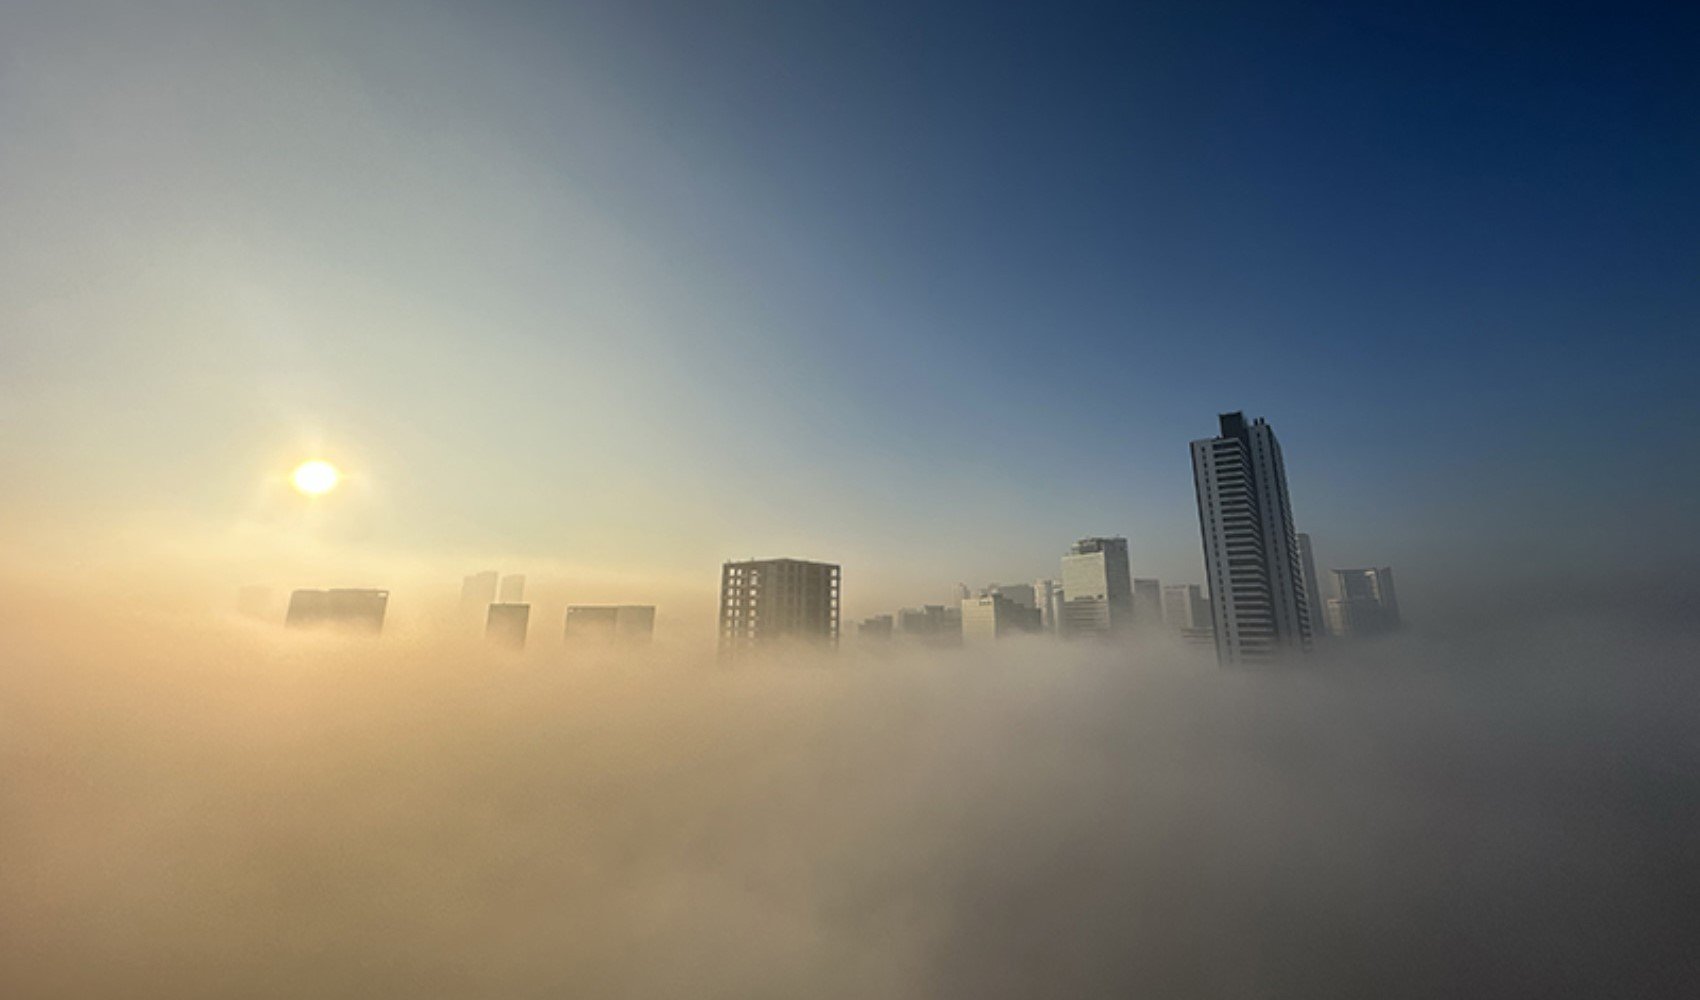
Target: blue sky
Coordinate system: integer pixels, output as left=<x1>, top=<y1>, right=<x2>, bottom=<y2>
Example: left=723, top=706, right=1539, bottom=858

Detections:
left=2, top=0, right=1696, bottom=624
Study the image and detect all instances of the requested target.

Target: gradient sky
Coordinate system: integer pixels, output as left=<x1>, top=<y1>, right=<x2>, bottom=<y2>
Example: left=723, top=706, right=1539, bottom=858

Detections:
left=3, top=0, right=1696, bottom=628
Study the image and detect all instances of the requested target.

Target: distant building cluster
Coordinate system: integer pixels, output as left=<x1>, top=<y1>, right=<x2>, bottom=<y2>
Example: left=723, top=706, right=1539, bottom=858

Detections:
left=249, top=410, right=1398, bottom=666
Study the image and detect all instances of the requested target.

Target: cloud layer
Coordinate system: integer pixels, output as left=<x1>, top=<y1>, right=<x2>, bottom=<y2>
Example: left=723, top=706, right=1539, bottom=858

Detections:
left=5, top=604, right=1698, bottom=998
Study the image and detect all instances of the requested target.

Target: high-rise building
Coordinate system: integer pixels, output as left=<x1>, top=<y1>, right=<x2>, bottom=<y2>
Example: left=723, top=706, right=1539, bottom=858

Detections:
left=718, top=558, right=841, bottom=653
left=1034, top=579, right=1066, bottom=634
left=1296, top=533, right=1326, bottom=637
left=1191, top=412, right=1313, bottom=664
left=486, top=603, right=530, bottom=648
left=461, top=571, right=498, bottom=623
left=1133, top=578, right=1163, bottom=631
left=498, top=574, right=526, bottom=604
left=1327, top=568, right=1400, bottom=636
left=1060, top=537, right=1133, bottom=639
left=960, top=594, right=1043, bottom=643
left=285, top=589, right=389, bottom=634
left=563, top=605, right=656, bottom=644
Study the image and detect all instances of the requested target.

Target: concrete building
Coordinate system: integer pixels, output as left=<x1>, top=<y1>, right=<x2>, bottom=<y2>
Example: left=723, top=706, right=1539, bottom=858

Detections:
left=1060, top=536, right=1133, bottom=639
left=718, top=558, right=841, bottom=654
left=1034, top=579, right=1066, bottom=634
left=486, top=603, right=530, bottom=648
left=1133, top=578, right=1163, bottom=631
left=979, top=583, right=1037, bottom=610
left=960, top=593, right=1043, bottom=643
left=1327, top=567, right=1400, bottom=636
left=285, top=588, right=389, bottom=634
left=1296, top=533, right=1327, bottom=637
left=1191, top=412, right=1314, bottom=664
left=564, top=605, right=656, bottom=644
left=498, top=574, right=526, bottom=604
left=1161, top=583, right=1216, bottom=645
left=1161, top=583, right=1211, bottom=630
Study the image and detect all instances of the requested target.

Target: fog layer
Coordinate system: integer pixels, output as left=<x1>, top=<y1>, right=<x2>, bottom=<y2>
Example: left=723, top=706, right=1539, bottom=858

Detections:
left=5, top=603, right=1698, bottom=998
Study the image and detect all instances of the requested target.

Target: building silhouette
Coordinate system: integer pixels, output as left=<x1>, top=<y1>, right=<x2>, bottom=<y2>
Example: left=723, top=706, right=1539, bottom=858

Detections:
left=1133, top=578, right=1163, bottom=631
left=1296, top=533, right=1327, bottom=637
left=486, top=603, right=530, bottom=648
left=1161, top=583, right=1216, bottom=645
left=1326, top=567, right=1400, bottom=636
left=285, top=588, right=388, bottom=633
left=895, top=604, right=961, bottom=645
left=961, top=593, right=1043, bottom=643
left=498, top=574, right=526, bottom=604
left=563, top=605, right=656, bottom=644
left=1191, top=412, right=1313, bottom=664
left=1060, top=537, right=1133, bottom=639
left=1033, top=578, right=1066, bottom=634
left=718, top=558, right=841, bottom=653
left=857, top=614, right=894, bottom=640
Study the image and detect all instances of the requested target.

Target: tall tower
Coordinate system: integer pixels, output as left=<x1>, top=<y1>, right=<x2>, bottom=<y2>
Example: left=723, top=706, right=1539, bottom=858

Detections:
left=1060, top=537, right=1134, bottom=639
left=718, top=558, right=841, bottom=655
left=1191, top=412, right=1313, bottom=664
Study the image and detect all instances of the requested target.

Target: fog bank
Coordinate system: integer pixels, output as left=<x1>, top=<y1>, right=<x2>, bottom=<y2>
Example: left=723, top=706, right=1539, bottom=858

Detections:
left=4, top=603, right=1698, bottom=998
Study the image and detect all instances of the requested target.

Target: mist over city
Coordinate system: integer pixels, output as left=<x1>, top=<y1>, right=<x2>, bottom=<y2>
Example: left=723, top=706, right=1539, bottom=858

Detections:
left=4, top=0, right=1698, bottom=997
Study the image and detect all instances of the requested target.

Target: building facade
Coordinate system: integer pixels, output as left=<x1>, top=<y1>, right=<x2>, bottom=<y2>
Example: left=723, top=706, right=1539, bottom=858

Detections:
left=1327, top=567, right=1400, bottom=636
left=1191, top=412, right=1314, bottom=664
left=718, top=558, right=841, bottom=653
left=960, top=594, right=1043, bottom=643
left=1296, top=533, right=1326, bottom=637
left=1060, top=536, right=1134, bottom=639
left=1133, top=578, right=1163, bottom=631
left=486, top=603, right=530, bottom=648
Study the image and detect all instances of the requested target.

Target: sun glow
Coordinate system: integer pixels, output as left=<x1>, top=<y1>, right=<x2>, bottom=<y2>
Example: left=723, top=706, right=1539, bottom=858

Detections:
left=291, top=460, right=341, bottom=496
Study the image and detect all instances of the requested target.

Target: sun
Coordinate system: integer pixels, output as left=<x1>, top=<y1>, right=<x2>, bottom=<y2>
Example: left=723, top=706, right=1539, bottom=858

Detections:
left=291, top=460, right=341, bottom=496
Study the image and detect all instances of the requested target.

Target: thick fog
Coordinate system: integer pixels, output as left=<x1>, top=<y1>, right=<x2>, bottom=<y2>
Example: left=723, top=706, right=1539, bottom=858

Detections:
left=4, top=595, right=1698, bottom=999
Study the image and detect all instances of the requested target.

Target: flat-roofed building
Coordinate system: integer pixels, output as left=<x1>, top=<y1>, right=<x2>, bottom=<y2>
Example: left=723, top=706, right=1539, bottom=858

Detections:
left=285, top=588, right=389, bottom=634
left=718, top=558, right=841, bottom=654
left=486, top=603, right=530, bottom=648
left=1061, top=537, right=1133, bottom=639
left=961, top=594, right=1043, bottom=644
left=564, top=605, right=656, bottom=644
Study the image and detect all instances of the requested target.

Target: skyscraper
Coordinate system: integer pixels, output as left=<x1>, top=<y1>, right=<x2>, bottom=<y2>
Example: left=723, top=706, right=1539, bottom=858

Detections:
left=285, top=589, right=389, bottom=634
left=1060, top=537, right=1133, bottom=639
left=718, top=558, right=841, bottom=654
left=1296, top=533, right=1326, bottom=637
left=486, top=603, right=530, bottom=648
left=1327, top=567, right=1401, bottom=636
left=1191, top=412, right=1313, bottom=664
left=498, top=574, right=526, bottom=604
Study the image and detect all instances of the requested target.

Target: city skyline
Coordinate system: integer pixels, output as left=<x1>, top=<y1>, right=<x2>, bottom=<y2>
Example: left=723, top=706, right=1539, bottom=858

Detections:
left=4, top=2, right=1695, bottom=636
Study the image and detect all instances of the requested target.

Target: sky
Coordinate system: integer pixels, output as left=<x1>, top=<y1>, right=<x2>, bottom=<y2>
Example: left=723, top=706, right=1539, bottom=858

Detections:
left=2, top=0, right=1697, bottom=630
